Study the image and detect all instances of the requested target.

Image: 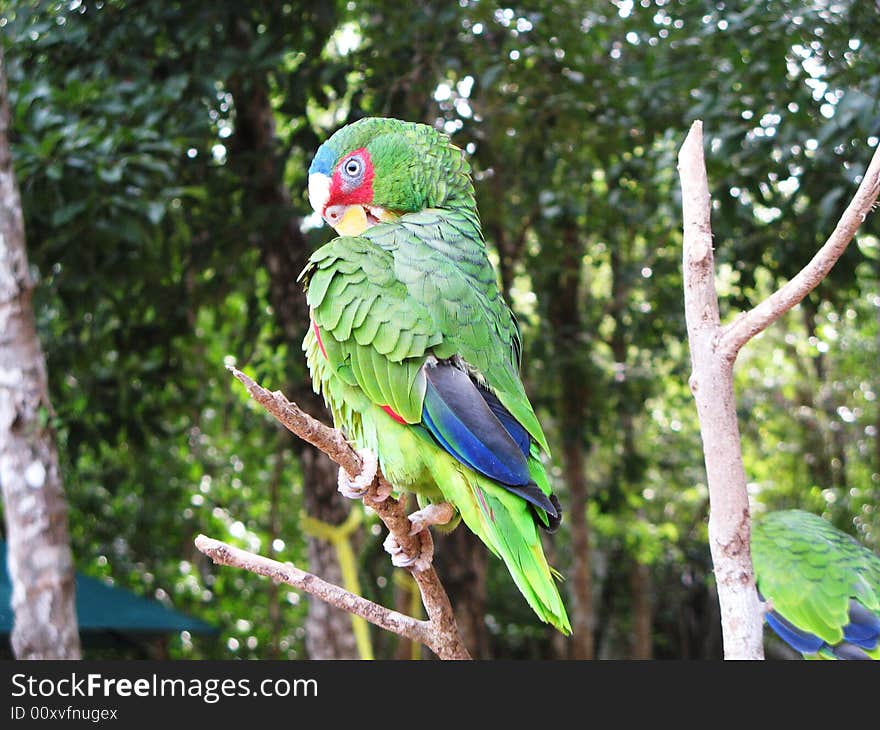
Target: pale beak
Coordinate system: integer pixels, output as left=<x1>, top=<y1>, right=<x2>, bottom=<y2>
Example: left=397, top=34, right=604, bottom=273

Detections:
left=323, top=204, right=397, bottom=236
left=324, top=204, right=370, bottom=236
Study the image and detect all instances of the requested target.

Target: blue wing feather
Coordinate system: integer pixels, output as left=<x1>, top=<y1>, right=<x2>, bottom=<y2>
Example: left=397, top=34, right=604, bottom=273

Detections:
left=420, top=360, right=557, bottom=517
left=422, top=366, right=530, bottom=486
left=482, top=388, right=531, bottom=456
left=764, top=600, right=879, bottom=657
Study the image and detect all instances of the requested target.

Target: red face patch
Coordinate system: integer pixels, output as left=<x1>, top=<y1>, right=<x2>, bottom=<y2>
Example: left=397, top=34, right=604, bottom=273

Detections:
left=327, top=147, right=375, bottom=210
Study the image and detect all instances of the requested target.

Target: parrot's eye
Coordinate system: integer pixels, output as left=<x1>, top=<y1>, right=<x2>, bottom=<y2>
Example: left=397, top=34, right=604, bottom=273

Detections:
left=342, top=156, right=363, bottom=180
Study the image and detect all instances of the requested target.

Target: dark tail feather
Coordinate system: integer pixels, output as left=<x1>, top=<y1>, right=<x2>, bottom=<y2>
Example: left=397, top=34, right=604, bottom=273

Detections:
left=532, top=493, right=562, bottom=533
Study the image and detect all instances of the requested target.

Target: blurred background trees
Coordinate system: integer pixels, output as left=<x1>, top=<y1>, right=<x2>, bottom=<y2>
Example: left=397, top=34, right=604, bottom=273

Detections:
left=0, top=0, right=877, bottom=659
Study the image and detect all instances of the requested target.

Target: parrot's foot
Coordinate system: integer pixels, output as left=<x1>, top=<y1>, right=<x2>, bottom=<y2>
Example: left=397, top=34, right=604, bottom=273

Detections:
left=337, top=448, right=378, bottom=499
left=407, top=502, right=456, bottom=536
left=381, top=502, right=454, bottom=572
left=372, top=477, right=393, bottom=503
left=383, top=529, right=434, bottom=573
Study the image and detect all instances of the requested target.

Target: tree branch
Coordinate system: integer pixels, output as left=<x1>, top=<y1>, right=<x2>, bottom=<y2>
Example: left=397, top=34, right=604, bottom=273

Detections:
left=194, top=534, right=432, bottom=648
left=719, top=143, right=880, bottom=358
left=195, top=366, right=471, bottom=660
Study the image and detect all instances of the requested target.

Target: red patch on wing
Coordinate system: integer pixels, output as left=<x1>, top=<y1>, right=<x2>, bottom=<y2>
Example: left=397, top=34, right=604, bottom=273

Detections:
left=311, top=318, right=328, bottom=360
left=381, top=404, right=408, bottom=425
left=328, top=147, right=375, bottom=209
left=474, top=487, right=495, bottom=523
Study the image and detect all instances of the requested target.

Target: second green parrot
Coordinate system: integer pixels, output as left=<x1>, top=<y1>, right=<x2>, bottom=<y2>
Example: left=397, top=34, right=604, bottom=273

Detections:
left=752, top=509, right=880, bottom=659
left=299, top=117, right=570, bottom=634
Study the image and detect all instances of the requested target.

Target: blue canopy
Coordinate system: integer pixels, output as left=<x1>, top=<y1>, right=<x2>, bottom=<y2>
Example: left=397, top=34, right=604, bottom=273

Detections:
left=0, top=541, right=216, bottom=637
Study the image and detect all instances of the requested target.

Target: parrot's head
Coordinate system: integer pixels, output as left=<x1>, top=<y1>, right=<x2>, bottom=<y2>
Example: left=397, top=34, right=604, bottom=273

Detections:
left=308, top=117, right=473, bottom=236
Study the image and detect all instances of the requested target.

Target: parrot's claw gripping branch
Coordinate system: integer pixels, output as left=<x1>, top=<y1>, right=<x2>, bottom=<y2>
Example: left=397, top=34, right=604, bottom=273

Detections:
left=407, top=502, right=456, bottom=536
left=384, top=530, right=434, bottom=573
left=337, top=448, right=379, bottom=499
left=196, top=366, right=471, bottom=660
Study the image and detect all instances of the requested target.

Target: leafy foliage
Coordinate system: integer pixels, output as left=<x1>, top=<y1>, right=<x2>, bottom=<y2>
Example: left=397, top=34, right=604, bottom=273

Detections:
left=1, top=0, right=878, bottom=658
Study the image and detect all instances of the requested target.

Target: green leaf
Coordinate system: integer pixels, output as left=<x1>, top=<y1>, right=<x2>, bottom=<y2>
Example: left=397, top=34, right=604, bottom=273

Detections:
left=51, top=200, right=88, bottom=226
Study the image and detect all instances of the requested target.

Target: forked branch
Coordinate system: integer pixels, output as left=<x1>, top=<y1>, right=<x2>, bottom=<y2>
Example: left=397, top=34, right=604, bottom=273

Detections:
left=195, top=367, right=471, bottom=660
left=719, top=141, right=880, bottom=358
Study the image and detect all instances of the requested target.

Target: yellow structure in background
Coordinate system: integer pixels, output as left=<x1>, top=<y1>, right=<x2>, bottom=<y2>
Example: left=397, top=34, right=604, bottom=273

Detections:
left=300, top=509, right=374, bottom=660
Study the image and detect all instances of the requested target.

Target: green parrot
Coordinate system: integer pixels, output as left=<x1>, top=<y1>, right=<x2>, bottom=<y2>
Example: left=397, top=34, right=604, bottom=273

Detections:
left=299, top=117, right=571, bottom=634
left=751, top=509, right=880, bottom=659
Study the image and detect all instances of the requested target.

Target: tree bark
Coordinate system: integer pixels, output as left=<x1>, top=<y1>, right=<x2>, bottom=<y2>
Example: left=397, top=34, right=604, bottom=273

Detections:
left=545, top=224, right=593, bottom=659
left=563, top=440, right=594, bottom=658
left=679, top=123, right=764, bottom=659
left=607, top=244, right=654, bottom=659
left=0, top=47, right=81, bottom=659
left=299, top=448, right=359, bottom=658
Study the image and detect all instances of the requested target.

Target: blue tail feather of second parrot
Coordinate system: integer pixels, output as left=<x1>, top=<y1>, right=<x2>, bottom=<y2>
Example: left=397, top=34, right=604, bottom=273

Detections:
left=829, top=643, right=872, bottom=660
left=841, top=600, right=880, bottom=650
left=765, top=611, right=825, bottom=654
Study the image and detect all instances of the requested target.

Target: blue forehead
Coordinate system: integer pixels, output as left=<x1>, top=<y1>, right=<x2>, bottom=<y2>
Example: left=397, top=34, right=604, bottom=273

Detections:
left=309, top=143, right=337, bottom=176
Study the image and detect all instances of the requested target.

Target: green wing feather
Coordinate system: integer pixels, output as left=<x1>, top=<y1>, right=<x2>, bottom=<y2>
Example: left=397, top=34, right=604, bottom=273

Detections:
left=370, top=208, right=551, bottom=455
left=301, top=234, right=440, bottom=422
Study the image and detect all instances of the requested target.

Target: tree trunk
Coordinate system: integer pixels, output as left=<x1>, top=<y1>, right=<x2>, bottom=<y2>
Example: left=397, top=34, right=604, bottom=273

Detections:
left=433, top=527, right=490, bottom=659
left=544, top=223, right=593, bottom=659
left=299, top=448, right=360, bottom=659
left=678, top=123, right=764, bottom=659
left=0, top=47, right=81, bottom=659
left=227, top=35, right=357, bottom=658
left=564, top=440, right=594, bottom=658
left=607, top=243, right=653, bottom=659
left=630, top=561, right=652, bottom=659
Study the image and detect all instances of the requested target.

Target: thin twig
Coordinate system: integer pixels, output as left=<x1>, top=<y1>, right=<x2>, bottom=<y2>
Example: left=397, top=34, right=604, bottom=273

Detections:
left=195, top=535, right=432, bottom=646
left=197, top=366, right=471, bottom=660
left=229, top=367, right=361, bottom=476
left=719, top=143, right=880, bottom=359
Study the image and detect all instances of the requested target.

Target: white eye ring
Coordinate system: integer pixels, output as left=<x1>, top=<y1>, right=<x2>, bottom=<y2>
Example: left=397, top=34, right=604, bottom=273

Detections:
left=342, top=157, right=362, bottom=178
